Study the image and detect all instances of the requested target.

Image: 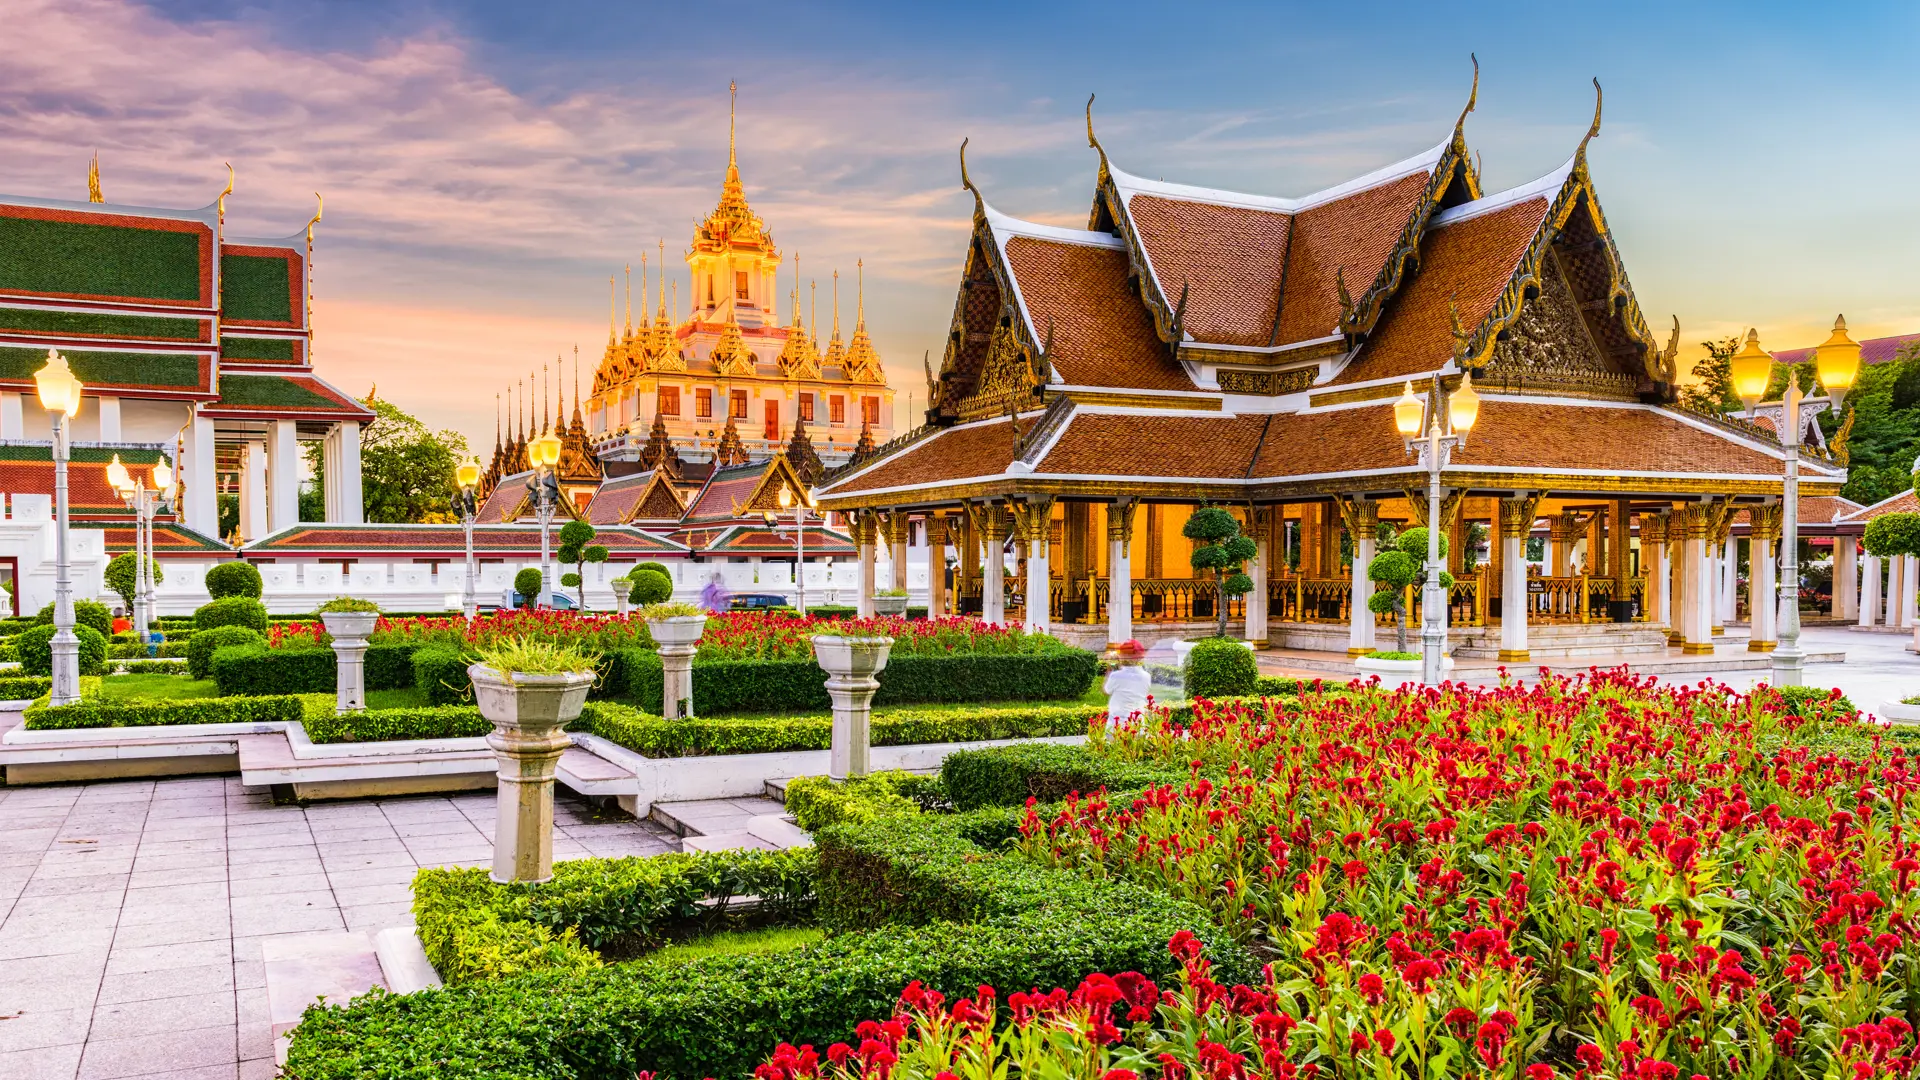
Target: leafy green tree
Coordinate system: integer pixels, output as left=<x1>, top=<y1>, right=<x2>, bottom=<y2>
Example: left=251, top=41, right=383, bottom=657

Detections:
left=1182, top=506, right=1256, bottom=639
left=1681, top=335, right=1742, bottom=413
left=103, top=551, right=163, bottom=611
left=513, top=567, right=544, bottom=606
left=1864, top=512, right=1920, bottom=564
left=1365, top=527, right=1455, bottom=653
left=303, top=393, right=470, bottom=523
left=556, top=520, right=609, bottom=610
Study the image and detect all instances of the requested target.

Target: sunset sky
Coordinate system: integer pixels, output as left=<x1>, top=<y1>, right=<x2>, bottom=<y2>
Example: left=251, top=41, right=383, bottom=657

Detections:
left=4, top=0, right=1917, bottom=453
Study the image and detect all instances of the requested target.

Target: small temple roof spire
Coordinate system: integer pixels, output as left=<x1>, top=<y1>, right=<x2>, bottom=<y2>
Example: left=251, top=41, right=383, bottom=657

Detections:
left=88, top=151, right=103, bottom=203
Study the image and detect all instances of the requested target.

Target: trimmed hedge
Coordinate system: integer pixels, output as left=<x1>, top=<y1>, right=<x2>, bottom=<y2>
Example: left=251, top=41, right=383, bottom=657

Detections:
left=616, top=647, right=1097, bottom=714
left=0, top=675, right=51, bottom=699
left=208, top=643, right=418, bottom=696
left=194, top=596, right=268, bottom=632
left=187, top=625, right=262, bottom=680
left=34, top=599, right=113, bottom=637
left=581, top=700, right=1096, bottom=758
left=300, top=700, right=491, bottom=744
left=1185, top=636, right=1257, bottom=698
left=785, top=771, right=928, bottom=832
left=23, top=694, right=304, bottom=730
left=284, top=809, right=1246, bottom=1080
left=940, top=742, right=1189, bottom=811
left=205, top=561, right=264, bottom=599
left=15, top=623, right=108, bottom=676
left=412, top=646, right=473, bottom=705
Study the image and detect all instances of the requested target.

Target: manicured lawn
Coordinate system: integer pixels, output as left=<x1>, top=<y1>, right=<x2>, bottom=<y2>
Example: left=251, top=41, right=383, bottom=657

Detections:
left=644, top=926, right=823, bottom=966
left=367, top=686, right=430, bottom=710
left=92, top=674, right=430, bottom=711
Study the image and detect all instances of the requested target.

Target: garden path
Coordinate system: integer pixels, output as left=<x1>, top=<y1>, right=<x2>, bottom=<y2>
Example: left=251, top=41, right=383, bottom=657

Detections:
left=0, top=779, right=675, bottom=1080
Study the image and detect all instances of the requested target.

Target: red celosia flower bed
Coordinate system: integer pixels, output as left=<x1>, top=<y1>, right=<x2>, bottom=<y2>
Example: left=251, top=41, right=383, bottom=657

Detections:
left=754, top=671, right=1918, bottom=1080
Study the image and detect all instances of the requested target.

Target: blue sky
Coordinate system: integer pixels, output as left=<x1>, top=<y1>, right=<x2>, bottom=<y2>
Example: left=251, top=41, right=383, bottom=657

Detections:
left=4, top=0, right=1918, bottom=448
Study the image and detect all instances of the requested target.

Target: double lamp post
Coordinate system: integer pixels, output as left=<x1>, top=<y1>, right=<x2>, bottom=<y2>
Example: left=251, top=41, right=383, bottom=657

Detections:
left=106, top=453, right=175, bottom=646
left=33, top=350, right=85, bottom=706
left=1392, top=372, right=1481, bottom=686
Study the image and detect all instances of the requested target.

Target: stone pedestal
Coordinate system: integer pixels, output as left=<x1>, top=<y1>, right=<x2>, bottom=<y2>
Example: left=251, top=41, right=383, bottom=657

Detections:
left=648, top=615, right=707, bottom=719
left=470, top=664, right=595, bottom=884
left=614, top=587, right=631, bottom=615
left=813, top=634, right=892, bottom=781
left=321, top=611, right=379, bottom=715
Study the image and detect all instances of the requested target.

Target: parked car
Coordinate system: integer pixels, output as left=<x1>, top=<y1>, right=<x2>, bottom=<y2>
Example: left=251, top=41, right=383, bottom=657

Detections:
left=727, top=593, right=791, bottom=612
left=502, top=590, right=578, bottom=611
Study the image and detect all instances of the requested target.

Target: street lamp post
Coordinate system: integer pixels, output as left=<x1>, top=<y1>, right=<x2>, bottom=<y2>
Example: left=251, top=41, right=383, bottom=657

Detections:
left=454, top=458, right=482, bottom=619
left=770, top=484, right=815, bottom=615
left=527, top=430, right=563, bottom=608
left=1393, top=372, right=1480, bottom=686
left=108, top=455, right=175, bottom=643
left=1730, top=320, right=1860, bottom=688
left=34, top=350, right=84, bottom=705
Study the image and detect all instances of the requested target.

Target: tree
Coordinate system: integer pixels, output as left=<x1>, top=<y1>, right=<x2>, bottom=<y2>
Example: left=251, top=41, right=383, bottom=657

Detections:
left=304, top=392, right=470, bottom=524
left=103, top=551, right=163, bottom=611
left=556, top=520, right=609, bottom=610
left=513, top=567, right=544, bottom=606
left=1680, top=335, right=1742, bottom=413
left=1365, top=527, right=1454, bottom=653
left=1182, top=506, right=1256, bottom=638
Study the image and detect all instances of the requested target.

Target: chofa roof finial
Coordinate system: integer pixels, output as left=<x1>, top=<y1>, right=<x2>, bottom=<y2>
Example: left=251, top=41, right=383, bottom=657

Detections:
left=1085, top=93, right=1111, bottom=175
left=1577, top=77, right=1603, bottom=159
left=1454, top=53, right=1478, bottom=135
left=959, top=137, right=983, bottom=215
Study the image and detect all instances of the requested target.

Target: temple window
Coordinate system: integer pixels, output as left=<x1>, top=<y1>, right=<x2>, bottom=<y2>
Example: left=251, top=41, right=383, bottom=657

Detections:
left=763, top=401, right=779, bottom=441
left=705, top=276, right=715, bottom=305
left=861, top=396, right=881, bottom=425
left=696, top=388, right=713, bottom=418
left=735, top=271, right=750, bottom=300
left=799, top=394, right=815, bottom=422
left=830, top=395, right=845, bottom=425
left=730, top=388, right=748, bottom=419
left=658, top=386, right=681, bottom=416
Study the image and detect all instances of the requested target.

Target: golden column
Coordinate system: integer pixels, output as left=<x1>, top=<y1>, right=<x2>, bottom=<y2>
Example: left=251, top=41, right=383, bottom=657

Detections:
left=1640, top=511, right=1668, bottom=629
left=885, top=511, right=911, bottom=594
left=924, top=513, right=949, bottom=617
left=1550, top=513, right=1580, bottom=578
left=1747, top=504, right=1784, bottom=652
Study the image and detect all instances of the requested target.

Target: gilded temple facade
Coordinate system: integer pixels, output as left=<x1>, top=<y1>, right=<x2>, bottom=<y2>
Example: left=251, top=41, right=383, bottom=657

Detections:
left=587, top=90, right=895, bottom=468
left=811, top=82, right=1847, bottom=660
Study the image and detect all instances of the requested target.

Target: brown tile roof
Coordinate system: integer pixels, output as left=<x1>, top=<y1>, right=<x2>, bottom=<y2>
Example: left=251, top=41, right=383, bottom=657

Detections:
left=1038, top=413, right=1270, bottom=477
left=1444, top=401, right=1791, bottom=476
left=1128, top=196, right=1289, bottom=347
left=1274, top=171, right=1435, bottom=347
left=1331, top=197, right=1549, bottom=386
left=1773, top=332, right=1920, bottom=368
left=586, top=472, right=650, bottom=526
left=826, top=415, right=1036, bottom=496
left=701, top=524, right=857, bottom=557
left=82, top=522, right=229, bottom=554
left=1843, top=489, right=1920, bottom=522
left=682, top=463, right=768, bottom=524
left=244, top=523, right=686, bottom=556
left=476, top=474, right=529, bottom=524
left=1002, top=236, right=1192, bottom=392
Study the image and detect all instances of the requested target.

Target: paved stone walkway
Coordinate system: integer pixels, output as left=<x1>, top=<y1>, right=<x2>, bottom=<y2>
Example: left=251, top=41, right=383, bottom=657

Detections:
left=0, top=780, right=675, bottom=1080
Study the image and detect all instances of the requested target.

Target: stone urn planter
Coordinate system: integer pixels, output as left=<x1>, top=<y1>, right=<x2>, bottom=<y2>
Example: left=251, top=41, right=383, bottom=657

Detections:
left=812, top=634, right=893, bottom=781
left=1353, top=652, right=1453, bottom=684
left=1881, top=700, right=1920, bottom=726
left=321, top=611, right=381, bottom=714
left=470, top=663, right=596, bottom=884
left=872, top=594, right=909, bottom=617
left=613, top=586, right=632, bottom=616
left=647, top=615, right=708, bottom=719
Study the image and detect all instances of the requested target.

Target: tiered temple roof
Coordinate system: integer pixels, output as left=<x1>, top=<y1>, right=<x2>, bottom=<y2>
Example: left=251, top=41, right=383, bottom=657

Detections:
left=818, top=80, right=1840, bottom=512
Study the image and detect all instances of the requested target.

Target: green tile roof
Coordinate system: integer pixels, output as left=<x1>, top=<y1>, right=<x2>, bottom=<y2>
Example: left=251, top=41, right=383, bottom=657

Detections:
left=0, top=346, right=204, bottom=390
left=0, top=304, right=205, bottom=342
left=0, top=213, right=203, bottom=303
left=221, top=253, right=294, bottom=323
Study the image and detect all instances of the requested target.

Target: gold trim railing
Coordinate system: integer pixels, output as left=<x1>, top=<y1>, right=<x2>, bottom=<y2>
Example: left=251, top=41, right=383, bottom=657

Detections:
left=1090, top=578, right=1245, bottom=623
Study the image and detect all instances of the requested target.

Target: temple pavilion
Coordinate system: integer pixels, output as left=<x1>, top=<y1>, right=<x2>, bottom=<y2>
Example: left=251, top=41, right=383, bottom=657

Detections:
left=811, top=80, right=1848, bottom=660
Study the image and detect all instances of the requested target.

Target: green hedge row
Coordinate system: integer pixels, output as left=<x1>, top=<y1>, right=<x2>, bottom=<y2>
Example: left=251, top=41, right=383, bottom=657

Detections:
left=784, top=771, right=936, bottom=832
left=616, top=648, right=1097, bottom=714
left=940, top=741, right=1190, bottom=811
left=0, top=675, right=51, bottom=699
left=284, top=808, right=1247, bottom=1080
left=207, top=644, right=418, bottom=696
left=24, top=694, right=304, bottom=730
left=300, top=701, right=492, bottom=744
left=580, top=700, right=1095, bottom=758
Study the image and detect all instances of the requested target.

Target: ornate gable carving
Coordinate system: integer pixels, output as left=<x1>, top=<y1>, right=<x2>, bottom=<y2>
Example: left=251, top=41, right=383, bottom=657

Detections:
left=1483, top=250, right=1639, bottom=399
left=956, top=320, right=1039, bottom=421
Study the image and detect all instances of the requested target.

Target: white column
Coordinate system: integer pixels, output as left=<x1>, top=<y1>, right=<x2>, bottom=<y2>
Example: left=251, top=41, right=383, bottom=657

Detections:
left=1245, top=527, right=1268, bottom=646
left=1668, top=527, right=1685, bottom=644
left=1696, top=536, right=1718, bottom=649
left=1890, top=557, right=1906, bottom=627
left=0, top=392, right=21, bottom=439
left=330, top=421, right=363, bottom=524
left=1108, top=501, right=1134, bottom=647
left=183, top=410, right=217, bottom=537
left=267, top=419, right=300, bottom=534
left=856, top=516, right=876, bottom=619
left=1749, top=534, right=1777, bottom=651
left=1349, top=527, right=1377, bottom=655
left=982, top=521, right=1006, bottom=626
left=1905, top=556, right=1919, bottom=628
left=1861, top=554, right=1882, bottom=628
left=1499, top=529, right=1529, bottom=661
left=96, top=396, right=121, bottom=442
left=1718, top=538, right=1738, bottom=628
left=1834, top=539, right=1857, bottom=621
left=240, top=441, right=268, bottom=544
left=1023, top=505, right=1051, bottom=636
left=889, top=517, right=909, bottom=593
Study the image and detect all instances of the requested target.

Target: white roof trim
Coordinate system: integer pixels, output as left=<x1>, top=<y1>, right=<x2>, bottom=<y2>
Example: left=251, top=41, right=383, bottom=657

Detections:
left=812, top=412, right=1032, bottom=497
left=1430, top=155, right=1574, bottom=228
left=980, top=201, right=1123, bottom=351
left=1106, top=136, right=1448, bottom=215
left=0, top=192, right=220, bottom=226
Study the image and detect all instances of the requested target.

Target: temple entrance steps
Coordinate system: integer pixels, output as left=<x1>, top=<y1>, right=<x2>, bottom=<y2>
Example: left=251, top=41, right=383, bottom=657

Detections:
left=1451, top=623, right=1672, bottom=660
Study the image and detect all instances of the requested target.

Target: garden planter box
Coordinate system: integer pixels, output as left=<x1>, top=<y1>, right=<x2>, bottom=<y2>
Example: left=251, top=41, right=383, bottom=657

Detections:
left=872, top=595, right=910, bottom=616
left=1881, top=700, right=1920, bottom=726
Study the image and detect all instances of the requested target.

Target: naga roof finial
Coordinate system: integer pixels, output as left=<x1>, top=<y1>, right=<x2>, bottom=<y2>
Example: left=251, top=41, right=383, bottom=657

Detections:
left=1578, top=77, right=1603, bottom=159
left=1454, top=53, right=1478, bottom=136
left=959, top=137, right=983, bottom=216
left=1086, top=93, right=1110, bottom=176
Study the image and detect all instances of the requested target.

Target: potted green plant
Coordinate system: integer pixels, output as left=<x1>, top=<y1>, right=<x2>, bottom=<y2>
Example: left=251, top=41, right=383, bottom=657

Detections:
left=316, top=597, right=381, bottom=713
left=468, top=637, right=600, bottom=884
left=872, top=588, right=910, bottom=616
left=810, top=626, right=894, bottom=780
left=1352, top=648, right=1446, bottom=682
left=642, top=601, right=707, bottom=719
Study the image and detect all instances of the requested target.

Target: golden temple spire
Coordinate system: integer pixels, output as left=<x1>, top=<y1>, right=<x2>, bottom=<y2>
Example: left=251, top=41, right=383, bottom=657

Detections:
left=624, top=264, right=632, bottom=338
left=544, top=361, right=552, bottom=434
left=607, top=277, right=617, bottom=345
left=791, top=253, right=803, bottom=329
left=832, top=270, right=841, bottom=341
left=87, top=152, right=103, bottom=203
left=810, top=279, right=819, bottom=350
left=573, top=344, right=583, bottom=427
left=657, top=240, right=668, bottom=317
left=728, top=80, right=738, bottom=175
left=856, top=259, right=865, bottom=326
left=844, top=259, right=883, bottom=383
left=823, top=270, right=847, bottom=371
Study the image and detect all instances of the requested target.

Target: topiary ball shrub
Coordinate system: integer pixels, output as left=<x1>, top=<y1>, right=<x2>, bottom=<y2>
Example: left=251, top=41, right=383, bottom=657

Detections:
left=629, top=568, right=673, bottom=605
left=188, top=625, right=264, bottom=680
left=635, top=561, right=671, bottom=581
left=35, top=599, right=113, bottom=638
left=1185, top=636, right=1257, bottom=699
left=513, top=568, right=544, bottom=604
left=561, top=572, right=582, bottom=588
left=194, top=596, right=269, bottom=632
left=16, top=623, right=109, bottom=677
left=205, top=561, right=264, bottom=600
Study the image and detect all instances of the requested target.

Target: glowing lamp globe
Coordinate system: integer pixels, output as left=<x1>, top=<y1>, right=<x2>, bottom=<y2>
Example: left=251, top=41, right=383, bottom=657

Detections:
left=152, top=461, right=174, bottom=495
left=1814, top=315, right=1862, bottom=409
left=106, top=454, right=132, bottom=494
left=1730, top=330, right=1772, bottom=413
left=1449, top=371, right=1481, bottom=437
left=777, top=484, right=793, bottom=510
left=529, top=430, right=563, bottom=469
left=455, top=458, right=482, bottom=491
left=1392, top=382, right=1424, bottom=438
left=33, top=349, right=82, bottom=418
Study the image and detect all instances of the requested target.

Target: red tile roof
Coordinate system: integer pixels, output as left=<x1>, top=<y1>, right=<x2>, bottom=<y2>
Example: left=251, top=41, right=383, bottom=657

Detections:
left=243, top=523, right=687, bottom=557
left=476, top=474, right=529, bottom=524
left=1001, top=236, right=1193, bottom=392
left=1273, top=171, right=1436, bottom=347
left=1771, top=332, right=1920, bottom=368
left=682, top=463, right=769, bottom=524
left=824, top=414, right=1036, bottom=496
left=699, top=524, right=857, bottom=557
left=1127, top=196, right=1289, bottom=347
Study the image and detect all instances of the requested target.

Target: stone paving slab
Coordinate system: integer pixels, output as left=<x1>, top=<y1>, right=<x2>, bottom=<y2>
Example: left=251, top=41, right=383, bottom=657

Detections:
left=0, top=776, right=676, bottom=1080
